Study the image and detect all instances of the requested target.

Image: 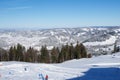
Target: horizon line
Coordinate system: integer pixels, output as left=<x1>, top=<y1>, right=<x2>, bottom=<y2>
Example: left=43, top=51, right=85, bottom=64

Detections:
left=0, top=26, right=120, bottom=30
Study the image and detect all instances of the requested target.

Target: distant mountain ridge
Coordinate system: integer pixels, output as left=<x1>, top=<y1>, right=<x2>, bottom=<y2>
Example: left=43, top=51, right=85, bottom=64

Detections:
left=0, top=26, right=120, bottom=55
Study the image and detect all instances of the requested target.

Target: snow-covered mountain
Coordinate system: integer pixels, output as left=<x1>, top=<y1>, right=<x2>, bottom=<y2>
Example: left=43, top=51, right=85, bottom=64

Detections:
left=0, top=26, right=120, bottom=55
left=0, top=52, right=120, bottom=80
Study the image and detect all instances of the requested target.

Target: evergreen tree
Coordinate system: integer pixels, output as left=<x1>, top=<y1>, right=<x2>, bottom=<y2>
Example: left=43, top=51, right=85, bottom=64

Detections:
left=51, top=47, right=59, bottom=63
left=16, top=43, right=25, bottom=61
left=37, top=54, right=41, bottom=63
left=0, top=42, right=88, bottom=63
left=9, top=46, right=14, bottom=61
left=2, top=52, right=8, bottom=61
left=0, top=48, right=8, bottom=61
left=58, top=45, right=65, bottom=63
left=80, top=43, right=87, bottom=58
left=74, top=42, right=81, bottom=59
left=24, top=47, right=37, bottom=62
left=64, top=43, right=69, bottom=60
left=87, top=53, right=92, bottom=58
left=69, top=43, right=74, bottom=60
left=40, top=45, right=50, bottom=63
left=13, top=46, right=17, bottom=61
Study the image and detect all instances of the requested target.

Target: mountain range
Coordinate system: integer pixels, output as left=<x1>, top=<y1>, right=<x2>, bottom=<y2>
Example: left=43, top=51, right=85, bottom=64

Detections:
left=0, top=26, right=120, bottom=55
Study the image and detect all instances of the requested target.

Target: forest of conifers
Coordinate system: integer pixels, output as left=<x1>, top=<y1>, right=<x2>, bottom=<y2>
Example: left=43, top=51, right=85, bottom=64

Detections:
left=0, top=42, right=91, bottom=63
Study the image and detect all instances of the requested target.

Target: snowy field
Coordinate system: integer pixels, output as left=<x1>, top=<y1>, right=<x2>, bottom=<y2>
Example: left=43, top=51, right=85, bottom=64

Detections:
left=0, top=52, right=120, bottom=80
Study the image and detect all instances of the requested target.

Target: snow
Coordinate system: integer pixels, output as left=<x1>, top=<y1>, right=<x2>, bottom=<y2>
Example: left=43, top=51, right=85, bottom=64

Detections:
left=55, top=35, right=69, bottom=44
left=114, top=29, right=120, bottom=33
left=0, top=27, right=120, bottom=52
left=5, top=35, right=47, bottom=50
left=0, top=52, right=120, bottom=80
left=97, top=28, right=107, bottom=30
left=47, top=46, right=54, bottom=50
left=50, top=31, right=55, bottom=36
left=82, top=28, right=89, bottom=32
left=77, top=32, right=86, bottom=37
left=84, top=36, right=117, bottom=46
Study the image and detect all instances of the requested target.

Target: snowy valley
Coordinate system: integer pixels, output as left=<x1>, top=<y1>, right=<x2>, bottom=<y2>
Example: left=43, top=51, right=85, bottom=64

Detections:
left=0, top=26, right=120, bottom=55
left=0, top=27, right=120, bottom=80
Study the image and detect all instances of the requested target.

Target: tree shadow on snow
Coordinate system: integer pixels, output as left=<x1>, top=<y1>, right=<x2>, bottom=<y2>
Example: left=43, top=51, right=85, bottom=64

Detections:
left=67, top=67, right=120, bottom=80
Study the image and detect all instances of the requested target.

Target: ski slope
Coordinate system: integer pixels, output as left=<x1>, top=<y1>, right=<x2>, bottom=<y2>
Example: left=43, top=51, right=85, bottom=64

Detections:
left=0, top=52, right=120, bottom=80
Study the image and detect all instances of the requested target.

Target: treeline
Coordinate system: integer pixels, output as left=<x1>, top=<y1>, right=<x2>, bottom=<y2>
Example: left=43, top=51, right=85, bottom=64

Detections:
left=0, top=42, right=91, bottom=63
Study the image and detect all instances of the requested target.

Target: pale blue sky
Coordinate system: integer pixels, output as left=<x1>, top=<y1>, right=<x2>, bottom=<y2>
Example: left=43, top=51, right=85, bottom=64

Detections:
left=0, top=0, right=120, bottom=29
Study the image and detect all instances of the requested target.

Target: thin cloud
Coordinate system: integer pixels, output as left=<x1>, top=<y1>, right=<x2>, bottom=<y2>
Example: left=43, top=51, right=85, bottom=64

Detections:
left=7, top=6, right=31, bottom=10
left=0, top=6, right=31, bottom=12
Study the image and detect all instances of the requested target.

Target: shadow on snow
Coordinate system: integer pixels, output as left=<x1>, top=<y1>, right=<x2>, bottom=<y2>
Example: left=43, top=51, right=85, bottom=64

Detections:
left=67, top=67, right=120, bottom=80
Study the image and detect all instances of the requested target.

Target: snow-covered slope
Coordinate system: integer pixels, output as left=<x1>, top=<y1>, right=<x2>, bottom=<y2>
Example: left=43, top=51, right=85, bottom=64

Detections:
left=84, top=36, right=116, bottom=46
left=0, top=52, right=120, bottom=80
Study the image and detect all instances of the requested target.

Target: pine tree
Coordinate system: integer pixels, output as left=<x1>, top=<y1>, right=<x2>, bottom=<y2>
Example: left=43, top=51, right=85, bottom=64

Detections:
left=40, top=45, right=50, bottom=63
left=64, top=43, right=69, bottom=60
left=69, top=43, right=74, bottom=60
left=0, top=48, right=8, bottom=61
left=51, top=47, right=59, bottom=63
left=87, top=53, right=92, bottom=58
left=2, top=52, right=8, bottom=61
left=80, top=43, right=87, bottom=58
left=16, top=43, right=25, bottom=61
left=74, top=41, right=81, bottom=59
left=24, top=47, right=37, bottom=62
left=25, top=47, right=32, bottom=62
left=9, top=46, right=14, bottom=61
left=5, top=42, right=88, bottom=63
left=58, top=45, right=65, bottom=63
left=37, top=54, right=41, bottom=63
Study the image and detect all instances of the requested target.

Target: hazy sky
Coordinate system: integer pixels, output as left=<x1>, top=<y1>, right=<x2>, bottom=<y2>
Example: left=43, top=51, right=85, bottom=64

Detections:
left=0, top=0, right=120, bottom=29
